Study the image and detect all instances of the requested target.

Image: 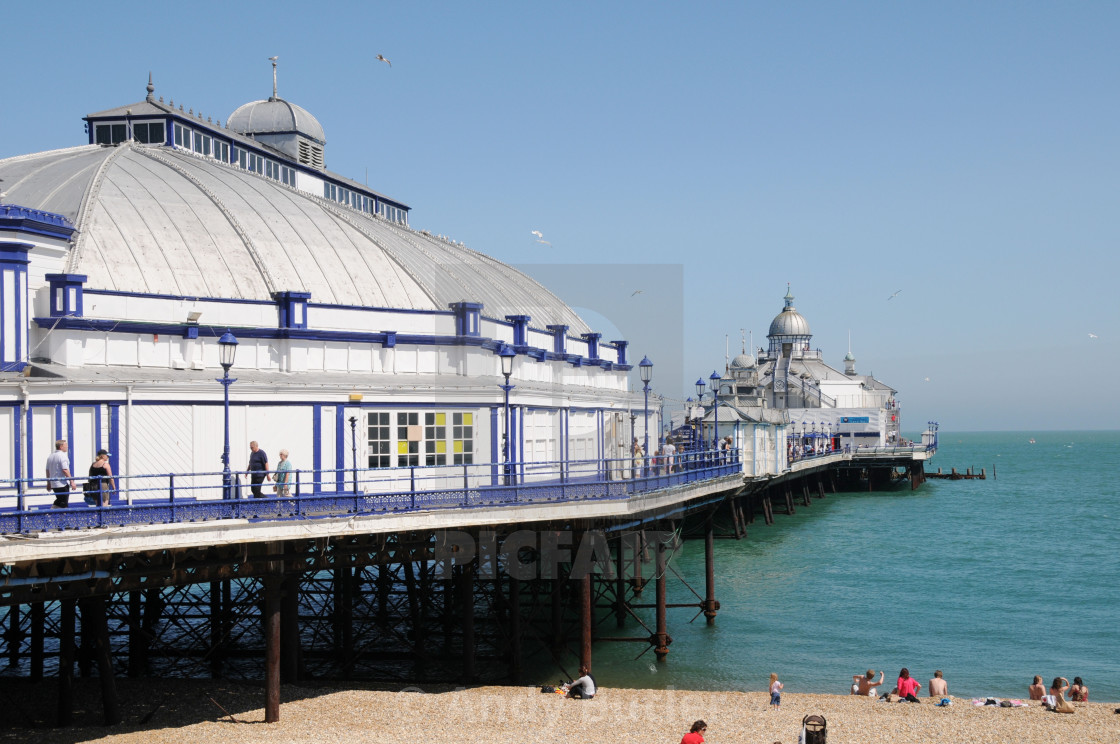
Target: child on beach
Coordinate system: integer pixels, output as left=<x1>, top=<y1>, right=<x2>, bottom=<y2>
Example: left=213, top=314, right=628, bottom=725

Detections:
left=680, top=720, right=707, bottom=744
left=769, top=673, right=783, bottom=709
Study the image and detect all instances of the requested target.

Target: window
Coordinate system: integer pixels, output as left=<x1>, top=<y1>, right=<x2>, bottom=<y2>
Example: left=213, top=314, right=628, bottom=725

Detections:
left=95, top=123, right=127, bottom=145
left=453, top=413, right=474, bottom=465
left=133, top=121, right=165, bottom=144
left=367, top=412, right=391, bottom=468
left=214, top=140, right=229, bottom=162
left=397, top=412, right=420, bottom=467
left=425, top=412, right=447, bottom=466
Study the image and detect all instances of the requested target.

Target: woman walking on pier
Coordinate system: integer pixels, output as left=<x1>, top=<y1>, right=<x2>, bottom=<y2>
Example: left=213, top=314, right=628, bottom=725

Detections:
left=87, top=449, right=115, bottom=507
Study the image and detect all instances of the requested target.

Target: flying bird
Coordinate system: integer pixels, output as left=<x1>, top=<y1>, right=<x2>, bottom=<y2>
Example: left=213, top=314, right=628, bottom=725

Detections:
left=923, top=377, right=931, bottom=382
left=530, top=229, right=551, bottom=246
left=887, top=290, right=902, bottom=300
left=1088, top=333, right=1098, bottom=339
left=376, top=54, right=392, bottom=68
left=631, top=290, right=644, bottom=297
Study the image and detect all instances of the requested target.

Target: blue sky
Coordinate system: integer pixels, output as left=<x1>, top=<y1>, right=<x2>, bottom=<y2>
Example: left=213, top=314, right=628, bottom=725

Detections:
left=2, top=2, right=1117, bottom=430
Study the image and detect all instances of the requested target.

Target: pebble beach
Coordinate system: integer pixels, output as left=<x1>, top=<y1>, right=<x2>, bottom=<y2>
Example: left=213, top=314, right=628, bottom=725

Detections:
left=1, top=680, right=1117, bottom=744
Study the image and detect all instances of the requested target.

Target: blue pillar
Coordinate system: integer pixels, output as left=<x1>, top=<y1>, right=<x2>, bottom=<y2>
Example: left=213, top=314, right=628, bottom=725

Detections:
left=0, top=242, right=31, bottom=371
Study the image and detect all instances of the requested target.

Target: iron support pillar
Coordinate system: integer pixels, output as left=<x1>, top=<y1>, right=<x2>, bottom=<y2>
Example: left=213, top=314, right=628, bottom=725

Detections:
left=654, top=539, right=670, bottom=661
left=90, top=596, right=121, bottom=725
left=579, top=572, right=592, bottom=673
left=280, top=574, right=300, bottom=683
left=508, top=576, right=522, bottom=684
left=263, top=575, right=281, bottom=723
left=703, top=516, right=719, bottom=625
left=57, top=599, right=76, bottom=727
left=30, top=602, right=44, bottom=682
left=209, top=582, right=222, bottom=678
left=460, top=565, right=477, bottom=683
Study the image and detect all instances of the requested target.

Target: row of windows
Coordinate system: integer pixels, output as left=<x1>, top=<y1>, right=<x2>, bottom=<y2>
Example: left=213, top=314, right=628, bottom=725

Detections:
left=97, top=117, right=403, bottom=224
left=367, top=411, right=474, bottom=468
left=95, top=121, right=165, bottom=145
left=323, top=183, right=408, bottom=225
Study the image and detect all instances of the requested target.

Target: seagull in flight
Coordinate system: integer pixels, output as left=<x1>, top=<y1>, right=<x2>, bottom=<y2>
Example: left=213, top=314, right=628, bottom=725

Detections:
left=530, top=230, right=551, bottom=246
left=631, top=289, right=644, bottom=297
left=376, top=54, right=392, bottom=68
left=887, top=289, right=902, bottom=300
left=1088, top=333, right=1098, bottom=339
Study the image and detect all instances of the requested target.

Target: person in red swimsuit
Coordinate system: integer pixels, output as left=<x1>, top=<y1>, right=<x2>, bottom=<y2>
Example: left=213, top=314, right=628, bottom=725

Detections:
left=897, top=668, right=921, bottom=702
left=680, top=720, right=707, bottom=744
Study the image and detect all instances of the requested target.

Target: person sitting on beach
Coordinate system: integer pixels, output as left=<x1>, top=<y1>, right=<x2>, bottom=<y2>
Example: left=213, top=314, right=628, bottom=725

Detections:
left=1069, top=677, right=1088, bottom=702
left=680, top=720, right=707, bottom=744
left=1049, top=677, right=1075, bottom=713
left=565, top=665, right=596, bottom=700
left=851, top=669, right=884, bottom=696
left=897, top=668, right=921, bottom=702
left=928, top=670, right=948, bottom=698
left=1028, top=675, right=1046, bottom=700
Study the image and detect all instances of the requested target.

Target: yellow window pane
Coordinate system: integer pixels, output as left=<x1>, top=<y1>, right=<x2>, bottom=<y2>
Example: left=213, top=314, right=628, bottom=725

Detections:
left=436, top=441, right=447, bottom=453
left=397, top=441, right=408, bottom=455
left=463, top=413, right=472, bottom=425
left=436, top=413, right=446, bottom=426
left=453, top=440, right=464, bottom=453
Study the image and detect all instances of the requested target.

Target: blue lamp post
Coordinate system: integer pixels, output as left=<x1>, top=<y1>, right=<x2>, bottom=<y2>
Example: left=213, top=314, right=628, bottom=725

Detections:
left=499, top=344, right=516, bottom=485
left=217, top=330, right=238, bottom=499
left=709, top=371, right=721, bottom=452
left=695, top=378, right=705, bottom=455
left=639, top=356, right=653, bottom=476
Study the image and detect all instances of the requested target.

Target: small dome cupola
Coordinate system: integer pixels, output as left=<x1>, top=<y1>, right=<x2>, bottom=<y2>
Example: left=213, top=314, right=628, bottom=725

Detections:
left=767, top=284, right=812, bottom=356
left=227, top=58, right=326, bottom=168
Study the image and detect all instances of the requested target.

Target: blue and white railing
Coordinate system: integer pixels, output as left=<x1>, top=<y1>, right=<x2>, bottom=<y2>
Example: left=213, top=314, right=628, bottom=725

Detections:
left=0, top=449, right=740, bottom=534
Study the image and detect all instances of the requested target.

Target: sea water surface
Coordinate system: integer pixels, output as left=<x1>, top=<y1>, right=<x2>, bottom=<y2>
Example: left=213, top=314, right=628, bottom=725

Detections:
left=589, top=431, right=1120, bottom=701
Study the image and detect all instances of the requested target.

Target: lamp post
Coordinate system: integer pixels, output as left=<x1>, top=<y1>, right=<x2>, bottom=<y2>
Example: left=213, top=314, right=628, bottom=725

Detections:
left=709, top=371, right=720, bottom=453
left=217, top=330, right=238, bottom=499
left=639, top=356, right=653, bottom=477
left=348, top=415, right=358, bottom=493
left=499, top=345, right=516, bottom=485
left=695, top=378, right=705, bottom=456
left=629, top=411, right=637, bottom=478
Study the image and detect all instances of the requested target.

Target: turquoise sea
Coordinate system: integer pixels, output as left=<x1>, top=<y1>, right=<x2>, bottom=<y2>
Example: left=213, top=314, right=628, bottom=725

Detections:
left=590, top=431, right=1120, bottom=702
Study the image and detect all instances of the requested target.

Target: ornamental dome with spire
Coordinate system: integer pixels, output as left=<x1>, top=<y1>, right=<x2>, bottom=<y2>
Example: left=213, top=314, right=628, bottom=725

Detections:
left=766, top=285, right=812, bottom=355
left=227, top=61, right=327, bottom=168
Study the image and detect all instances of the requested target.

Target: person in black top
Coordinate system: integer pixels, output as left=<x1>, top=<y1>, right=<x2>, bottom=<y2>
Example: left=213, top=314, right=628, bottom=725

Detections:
left=88, top=448, right=116, bottom=506
left=247, top=441, right=270, bottom=497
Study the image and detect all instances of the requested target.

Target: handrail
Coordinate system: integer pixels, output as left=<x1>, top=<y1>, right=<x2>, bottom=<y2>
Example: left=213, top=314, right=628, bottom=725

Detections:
left=0, top=449, right=742, bottom=534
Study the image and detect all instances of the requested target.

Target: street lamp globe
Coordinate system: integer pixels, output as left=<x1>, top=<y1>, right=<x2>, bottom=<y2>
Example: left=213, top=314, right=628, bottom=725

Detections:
left=695, top=378, right=705, bottom=398
left=499, top=344, right=515, bottom=379
left=639, top=356, right=653, bottom=384
left=218, top=329, right=238, bottom=370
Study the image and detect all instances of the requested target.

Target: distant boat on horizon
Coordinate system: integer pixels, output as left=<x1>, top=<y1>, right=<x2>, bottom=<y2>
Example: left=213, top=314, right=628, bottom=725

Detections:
left=1029, top=438, right=1036, bottom=444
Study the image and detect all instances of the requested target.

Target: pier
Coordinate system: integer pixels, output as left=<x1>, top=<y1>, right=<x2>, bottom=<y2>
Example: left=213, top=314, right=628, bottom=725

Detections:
left=0, top=443, right=934, bottom=726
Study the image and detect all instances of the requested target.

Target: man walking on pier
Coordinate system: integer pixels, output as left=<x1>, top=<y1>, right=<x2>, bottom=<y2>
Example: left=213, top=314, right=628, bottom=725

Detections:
left=46, top=439, right=75, bottom=508
left=247, top=440, right=270, bottom=498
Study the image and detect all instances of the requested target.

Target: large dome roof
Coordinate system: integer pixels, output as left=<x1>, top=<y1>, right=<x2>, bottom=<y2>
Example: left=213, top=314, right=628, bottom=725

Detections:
left=0, top=143, right=588, bottom=332
left=767, top=286, right=811, bottom=338
left=227, top=98, right=326, bottom=144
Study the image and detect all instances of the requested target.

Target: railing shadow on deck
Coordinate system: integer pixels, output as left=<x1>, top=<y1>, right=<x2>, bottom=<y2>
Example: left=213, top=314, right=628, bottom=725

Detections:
left=0, top=450, right=741, bottom=534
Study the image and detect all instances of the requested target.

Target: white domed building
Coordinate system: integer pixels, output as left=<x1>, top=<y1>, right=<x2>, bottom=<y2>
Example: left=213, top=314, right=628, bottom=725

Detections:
left=747, top=286, right=901, bottom=449
left=0, top=76, right=637, bottom=499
